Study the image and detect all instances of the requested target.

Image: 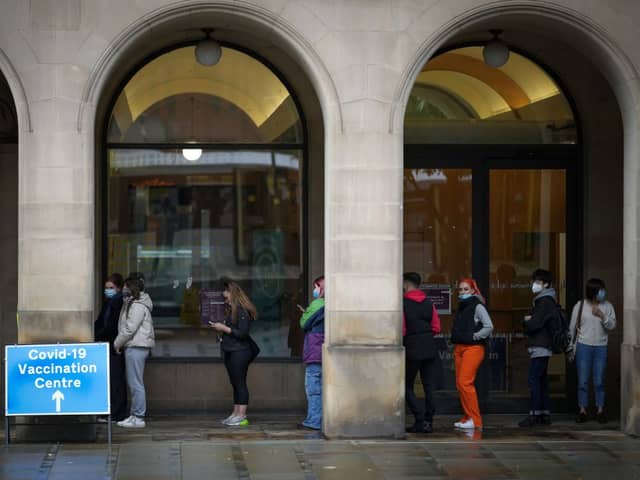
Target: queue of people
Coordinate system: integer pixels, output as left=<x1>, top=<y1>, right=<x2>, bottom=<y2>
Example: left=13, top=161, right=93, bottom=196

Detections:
left=95, top=267, right=616, bottom=434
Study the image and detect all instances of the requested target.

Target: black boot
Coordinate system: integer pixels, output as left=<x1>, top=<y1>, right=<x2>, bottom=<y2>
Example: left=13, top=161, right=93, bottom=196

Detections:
left=406, top=421, right=424, bottom=433
left=518, top=415, right=537, bottom=427
left=423, top=421, right=433, bottom=433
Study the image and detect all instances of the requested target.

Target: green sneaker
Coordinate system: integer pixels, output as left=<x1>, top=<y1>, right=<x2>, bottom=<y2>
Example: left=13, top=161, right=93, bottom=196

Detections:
left=238, top=418, right=250, bottom=427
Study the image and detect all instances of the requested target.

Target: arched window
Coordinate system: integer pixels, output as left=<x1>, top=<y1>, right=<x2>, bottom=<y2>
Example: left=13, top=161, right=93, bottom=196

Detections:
left=106, top=46, right=305, bottom=358
left=403, top=46, right=579, bottom=407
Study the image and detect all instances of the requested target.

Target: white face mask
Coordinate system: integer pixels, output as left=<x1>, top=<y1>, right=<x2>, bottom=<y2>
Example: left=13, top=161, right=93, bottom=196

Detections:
left=531, top=283, right=544, bottom=294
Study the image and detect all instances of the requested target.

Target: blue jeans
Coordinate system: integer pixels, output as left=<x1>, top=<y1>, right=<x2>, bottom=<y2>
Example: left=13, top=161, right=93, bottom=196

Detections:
left=575, top=342, right=608, bottom=408
left=528, top=356, right=550, bottom=415
left=124, top=347, right=150, bottom=417
left=303, top=363, right=322, bottom=429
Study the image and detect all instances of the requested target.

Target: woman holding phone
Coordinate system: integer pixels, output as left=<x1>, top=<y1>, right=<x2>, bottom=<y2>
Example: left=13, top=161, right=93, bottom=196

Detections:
left=209, top=278, right=258, bottom=426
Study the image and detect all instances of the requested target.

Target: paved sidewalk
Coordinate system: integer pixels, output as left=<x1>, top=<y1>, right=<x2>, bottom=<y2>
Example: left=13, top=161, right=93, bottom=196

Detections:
left=1, top=414, right=638, bottom=479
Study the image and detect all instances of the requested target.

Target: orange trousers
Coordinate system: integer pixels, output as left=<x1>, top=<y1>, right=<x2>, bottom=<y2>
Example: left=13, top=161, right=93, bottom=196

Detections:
left=454, top=344, right=485, bottom=427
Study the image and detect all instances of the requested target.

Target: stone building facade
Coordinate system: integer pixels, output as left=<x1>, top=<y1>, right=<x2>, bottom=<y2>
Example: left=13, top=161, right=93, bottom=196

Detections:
left=0, top=0, right=639, bottom=438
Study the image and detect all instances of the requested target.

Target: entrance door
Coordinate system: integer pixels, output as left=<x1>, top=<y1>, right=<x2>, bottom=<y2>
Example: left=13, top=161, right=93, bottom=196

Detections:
left=403, top=145, right=579, bottom=412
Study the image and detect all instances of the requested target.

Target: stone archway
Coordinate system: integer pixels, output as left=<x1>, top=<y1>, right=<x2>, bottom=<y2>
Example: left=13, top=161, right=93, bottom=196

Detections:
left=77, top=2, right=336, bottom=415
left=392, top=2, right=640, bottom=435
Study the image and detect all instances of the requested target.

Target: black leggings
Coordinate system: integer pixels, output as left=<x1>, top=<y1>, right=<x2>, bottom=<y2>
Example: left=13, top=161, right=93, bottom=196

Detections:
left=223, top=348, right=252, bottom=405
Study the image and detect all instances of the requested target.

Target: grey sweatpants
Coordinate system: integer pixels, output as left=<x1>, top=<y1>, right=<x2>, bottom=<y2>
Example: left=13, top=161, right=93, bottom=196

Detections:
left=124, top=347, right=150, bottom=417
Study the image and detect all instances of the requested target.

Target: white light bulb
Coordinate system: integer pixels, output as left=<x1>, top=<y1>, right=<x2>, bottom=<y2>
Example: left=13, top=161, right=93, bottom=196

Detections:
left=182, top=148, right=202, bottom=161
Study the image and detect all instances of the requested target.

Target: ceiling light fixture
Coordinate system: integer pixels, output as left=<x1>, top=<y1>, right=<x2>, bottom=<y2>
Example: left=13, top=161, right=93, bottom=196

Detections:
left=182, top=148, right=202, bottom=161
left=483, top=29, right=509, bottom=68
left=195, top=28, right=222, bottom=66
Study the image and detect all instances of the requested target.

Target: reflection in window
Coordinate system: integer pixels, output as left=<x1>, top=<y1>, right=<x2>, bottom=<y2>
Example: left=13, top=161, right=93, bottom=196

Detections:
left=405, top=47, right=576, bottom=144
left=106, top=46, right=305, bottom=358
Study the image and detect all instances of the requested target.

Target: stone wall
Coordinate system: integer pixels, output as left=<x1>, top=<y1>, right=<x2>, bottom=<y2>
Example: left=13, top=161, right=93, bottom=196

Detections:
left=0, top=0, right=639, bottom=436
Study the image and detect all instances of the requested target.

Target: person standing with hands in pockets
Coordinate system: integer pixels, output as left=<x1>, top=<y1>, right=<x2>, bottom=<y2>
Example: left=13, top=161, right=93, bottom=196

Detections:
left=570, top=278, right=616, bottom=423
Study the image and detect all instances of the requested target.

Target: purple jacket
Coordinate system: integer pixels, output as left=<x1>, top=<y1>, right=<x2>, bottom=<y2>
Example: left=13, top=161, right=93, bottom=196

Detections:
left=302, top=307, right=325, bottom=364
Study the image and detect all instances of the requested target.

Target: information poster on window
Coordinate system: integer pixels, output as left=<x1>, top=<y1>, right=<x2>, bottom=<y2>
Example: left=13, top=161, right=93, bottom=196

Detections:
left=199, top=289, right=225, bottom=326
left=420, top=284, right=452, bottom=315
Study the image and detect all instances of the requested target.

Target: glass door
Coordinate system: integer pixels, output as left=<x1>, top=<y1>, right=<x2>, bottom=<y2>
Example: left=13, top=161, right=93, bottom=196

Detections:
left=488, top=169, right=567, bottom=399
left=403, top=145, right=578, bottom=412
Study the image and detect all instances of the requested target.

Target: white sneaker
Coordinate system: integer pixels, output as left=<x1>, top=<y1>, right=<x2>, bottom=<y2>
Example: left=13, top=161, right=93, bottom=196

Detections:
left=221, top=414, right=238, bottom=425
left=226, top=416, right=249, bottom=427
left=455, top=418, right=475, bottom=429
left=117, top=415, right=146, bottom=428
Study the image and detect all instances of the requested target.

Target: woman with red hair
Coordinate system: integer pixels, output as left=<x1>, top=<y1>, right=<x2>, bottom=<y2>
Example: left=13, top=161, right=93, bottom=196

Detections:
left=451, top=278, right=493, bottom=430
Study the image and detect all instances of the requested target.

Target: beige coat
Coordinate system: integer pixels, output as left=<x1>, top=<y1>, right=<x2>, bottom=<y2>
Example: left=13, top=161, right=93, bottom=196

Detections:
left=114, top=292, right=155, bottom=349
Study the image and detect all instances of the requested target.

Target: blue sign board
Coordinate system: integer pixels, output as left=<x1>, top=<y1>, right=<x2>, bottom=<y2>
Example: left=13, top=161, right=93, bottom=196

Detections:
left=5, top=343, right=110, bottom=416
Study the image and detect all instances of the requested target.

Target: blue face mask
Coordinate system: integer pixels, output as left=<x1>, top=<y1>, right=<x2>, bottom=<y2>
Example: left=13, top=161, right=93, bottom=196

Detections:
left=312, top=289, right=320, bottom=299
left=596, top=289, right=606, bottom=302
left=104, top=288, right=117, bottom=298
left=459, top=293, right=473, bottom=301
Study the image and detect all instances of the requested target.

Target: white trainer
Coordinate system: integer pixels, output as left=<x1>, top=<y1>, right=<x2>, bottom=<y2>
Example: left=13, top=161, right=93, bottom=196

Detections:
left=221, top=415, right=238, bottom=425
left=226, top=416, right=249, bottom=427
left=455, top=418, right=475, bottom=429
left=117, top=415, right=146, bottom=428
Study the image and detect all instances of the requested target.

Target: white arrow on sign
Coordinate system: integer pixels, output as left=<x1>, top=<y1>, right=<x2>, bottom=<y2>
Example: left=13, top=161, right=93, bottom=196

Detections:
left=51, top=390, right=64, bottom=412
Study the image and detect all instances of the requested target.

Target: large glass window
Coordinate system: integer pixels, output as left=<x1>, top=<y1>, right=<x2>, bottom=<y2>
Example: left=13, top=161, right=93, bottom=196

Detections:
left=106, top=46, right=305, bottom=358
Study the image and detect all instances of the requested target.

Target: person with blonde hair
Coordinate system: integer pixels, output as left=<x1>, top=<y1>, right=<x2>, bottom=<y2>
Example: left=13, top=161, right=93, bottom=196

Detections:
left=210, top=278, right=259, bottom=426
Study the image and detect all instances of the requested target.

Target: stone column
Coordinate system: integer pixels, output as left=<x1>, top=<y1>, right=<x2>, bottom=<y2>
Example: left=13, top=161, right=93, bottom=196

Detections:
left=322, top=123, right=405, bottom=438
left=621, top=100, right=640, bottom=435
left=16, top=2, right=94, bottom=345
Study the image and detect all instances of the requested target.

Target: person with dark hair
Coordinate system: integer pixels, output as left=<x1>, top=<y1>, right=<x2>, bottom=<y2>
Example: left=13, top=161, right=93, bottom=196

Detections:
left=299, top=276, right=325, bottom=430
left=114, top=275, right=155, bottom=428
left=569, top=278, right=616, bottom=423
left=402, top=272, right=440, bottom=433
left=519, top=268, right=556, bottom=427
left=450, top=278, right=493, bottom=430
left=210, top=278, right=259, bottom=427
left=94, top=273, right=127, bottom=421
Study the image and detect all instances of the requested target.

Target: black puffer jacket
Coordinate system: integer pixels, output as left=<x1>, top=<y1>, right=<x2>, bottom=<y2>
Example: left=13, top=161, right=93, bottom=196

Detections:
left=524, top=292, right=557, bottom=349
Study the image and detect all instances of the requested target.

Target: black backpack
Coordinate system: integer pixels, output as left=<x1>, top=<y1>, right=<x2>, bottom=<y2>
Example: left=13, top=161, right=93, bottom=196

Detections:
left=547, top=304, right=570, bottom=354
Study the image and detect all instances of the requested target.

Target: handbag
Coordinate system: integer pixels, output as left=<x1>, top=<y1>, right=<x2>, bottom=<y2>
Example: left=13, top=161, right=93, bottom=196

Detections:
left=567, top=300, right=584, bottom=362
left=248, top=336, right=261, bottom=363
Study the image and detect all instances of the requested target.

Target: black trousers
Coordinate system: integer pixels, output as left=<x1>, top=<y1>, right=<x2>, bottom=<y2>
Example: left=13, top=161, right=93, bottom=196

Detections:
left=406, top=356, right=436, bottom=423
left=110, top=351, right=128, bottom=421
left=223, top=348, right=253, bottom=405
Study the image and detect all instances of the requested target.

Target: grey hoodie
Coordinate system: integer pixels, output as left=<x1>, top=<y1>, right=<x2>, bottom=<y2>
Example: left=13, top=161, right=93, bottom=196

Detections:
left=114, top=292, right=155, bottom=349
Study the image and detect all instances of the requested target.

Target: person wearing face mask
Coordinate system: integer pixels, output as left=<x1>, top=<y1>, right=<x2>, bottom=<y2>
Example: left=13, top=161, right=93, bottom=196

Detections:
left=298, top=276, right=325, bottom=430
left=450, top=278, right=493, bottom=430
left=519, top=268, right=557, bottom=428
left=569, top=278, right=616, bottom=423
left=94, top=273, right=127, bottom=422
left=114, top=274, right=155, bottom=428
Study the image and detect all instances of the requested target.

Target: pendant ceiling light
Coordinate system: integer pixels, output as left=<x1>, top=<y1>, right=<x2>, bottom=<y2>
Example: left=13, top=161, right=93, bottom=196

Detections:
left=182, top=96, right=202, bottom=161
left=483, top=29, right=509, bottom=68
left=195, top=28, right=221, bottom=66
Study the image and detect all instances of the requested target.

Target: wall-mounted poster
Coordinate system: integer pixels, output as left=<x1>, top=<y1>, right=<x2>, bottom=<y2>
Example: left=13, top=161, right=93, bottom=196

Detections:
left=420, top=283, right=452, bottom=315
left=200, top=289, right=225, bottom=326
